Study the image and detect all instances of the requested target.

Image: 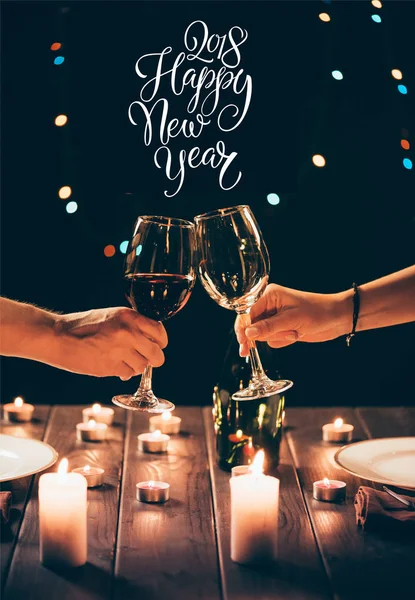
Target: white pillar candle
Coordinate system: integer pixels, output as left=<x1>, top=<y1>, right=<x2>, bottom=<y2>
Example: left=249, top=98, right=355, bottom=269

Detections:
left=76, top=419, right=108, bottom=442
left=137, top=430, right=170, bottom=453
left=322, top=418, right=354, bottom=443
left=39, top=458, right=87, bottom=569
left=3, top=396, right=34, bottom=422
left=230, top=450, right=279, bottom=565
left=82, top=403, right=114, bottom=426
left=149, top=411, right=181, bottom=435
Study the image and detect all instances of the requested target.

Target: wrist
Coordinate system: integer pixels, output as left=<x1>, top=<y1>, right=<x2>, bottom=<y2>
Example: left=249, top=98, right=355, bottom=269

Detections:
left=330, top=289, right=355, bottom=338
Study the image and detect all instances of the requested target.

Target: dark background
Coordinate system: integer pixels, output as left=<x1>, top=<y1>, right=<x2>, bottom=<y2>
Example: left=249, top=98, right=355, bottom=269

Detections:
left=1, top=0, right=414, bottom=408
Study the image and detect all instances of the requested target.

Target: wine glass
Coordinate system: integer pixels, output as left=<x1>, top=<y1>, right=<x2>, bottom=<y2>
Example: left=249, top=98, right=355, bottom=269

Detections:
left=112, top=215, right=196, bottom=413
left=195, top=205, right=293, bottom=401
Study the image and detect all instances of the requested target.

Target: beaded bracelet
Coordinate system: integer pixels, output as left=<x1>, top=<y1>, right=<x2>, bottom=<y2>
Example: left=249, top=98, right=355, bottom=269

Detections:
left=346, top=283, right=360, bottom=347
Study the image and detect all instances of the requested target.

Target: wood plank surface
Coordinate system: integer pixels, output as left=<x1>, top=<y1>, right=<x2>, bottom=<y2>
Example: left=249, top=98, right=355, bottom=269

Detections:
left=0, top=405, right=51, bottom=588
left=3, top=405, right=127, bottom=600
left=203, top=407, right=332, bottom=600
left=114, top=407, right=221, bottom=600
left=285, top=407, right=415, bottom=600
left=356, top=406, right=415, bottom=439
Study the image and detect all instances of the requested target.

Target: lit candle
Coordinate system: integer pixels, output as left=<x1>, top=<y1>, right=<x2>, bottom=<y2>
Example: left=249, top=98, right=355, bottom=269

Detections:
left=228, top=429, right=249, bottom=444
left=313, top=477, right=346, bottom=502
left=231, top=465, right=251, bottom=477
left=149, top=411, right=181, bottom=435
left=76, top=419, right=108, bottom=442
left=137, top=430, right=170, bottom=453
left=3, top=396, right=34, bottom=423
left=82, top=403, right=114, bottom=426
left=230, top=450, right=279, bottom=564
left=322, top=418, right=354, bottom=443
left=39, top=458, right=87, bottom=568
left=136, top=480, right=170, bottom=503
left=71, top=464, right=105, bottom=488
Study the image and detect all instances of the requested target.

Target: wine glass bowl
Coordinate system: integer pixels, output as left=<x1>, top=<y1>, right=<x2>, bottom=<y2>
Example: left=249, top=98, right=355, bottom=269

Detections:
left=195, top=205, right=293, bottom=401
left=112, top=215, right=196, bottom=413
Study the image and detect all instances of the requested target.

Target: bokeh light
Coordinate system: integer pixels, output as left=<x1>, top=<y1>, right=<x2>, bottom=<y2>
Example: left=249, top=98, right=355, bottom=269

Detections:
left=312, top=154, right=326, bottom=167
left=50, top=42, right=61, bottom=51
left=66, top=201, right=78, bottom=214
left=136, top=245, right=143, bottom=256
left=54, top=114, right=68, bottom=126
left=403, top=158, right=413, bottom=170
left=332, top=70, right=343, bottom=80
left=104, top=245, right=116, bottom=258
left=371, top=0, right=382, bottom=8
left=119, top=240, right=129, bottom=254
left=398, top=85, right=408, bottom=95
left=58, top=186, right=72, bottom=199
left=401, top=140, right=410, bottom=150
left=267, top=193, right=280, bottom=206
left=391, top=69, right=403, bottom=80
left=319, top=13, right=331, bottom=22
left=371, top=15, right=382, bottom=23
left=54, top=56, right=65, bottom=65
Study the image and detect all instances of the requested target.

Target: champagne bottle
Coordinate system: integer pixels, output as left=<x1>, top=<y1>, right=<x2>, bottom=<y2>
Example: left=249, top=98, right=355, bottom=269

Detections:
left=213, top=329, right=287, bottom=475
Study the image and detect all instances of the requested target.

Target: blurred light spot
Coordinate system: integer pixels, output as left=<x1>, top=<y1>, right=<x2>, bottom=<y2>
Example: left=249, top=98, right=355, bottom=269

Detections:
left=391, top=69, right=403, bottom=80
left=401, top=140, right=410, bottom=150
left=119, top=240, right=129, bottom=254
left=58, top=186, right=72, bottom=199
left=319, top=13, right=330, bottom=22
left=312, top=154, right=326, bottom=167
left=371, top=14, right=382, bottom=23
left=398, top=84, right=408, bottom=95
left=267, top=193, right=280, bottom=206
left=50, top=42, right=61, bottom=51
left=104, top=245, right=116, bottom=258
left=371, top=0, right=382, bottom=7
left=54, top=114, right=68, bottom=126
left=403, top=158, right=413, bottom=170
left=332, top=70, right=343, bottom=80
left=54, top=56, right=65, bottom=65
left=136, top=245, right=143, bottom=256
left=66, top=201, right=78, bottom=214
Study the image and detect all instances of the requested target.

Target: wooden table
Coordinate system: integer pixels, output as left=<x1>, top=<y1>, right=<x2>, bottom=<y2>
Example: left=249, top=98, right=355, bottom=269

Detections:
left=1, top=405, right=414, bottom=600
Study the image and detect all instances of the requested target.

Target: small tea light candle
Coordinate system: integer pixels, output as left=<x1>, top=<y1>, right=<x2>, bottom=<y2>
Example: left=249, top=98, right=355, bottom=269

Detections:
left=313, top=477, right=346, bottom=502
left=228, top=429, right=249, bottom=444
left=76, top=419, right=107, bottom=442
left=136, top=480, right=170, bottom=504
left=137, top=430, right=170, bottom=453
left=82, top=403, right=114, bottom=426
left=39, top=458, right=87, bottom=568
left=3, top=396, right=34, bottom=423
left=149, top=411, right=181, bottom=435
left=71, top=465, right=105, bottom=488
left=322, top=418, right=354, bottom=443
left=231, top=465, right=251, bottom=477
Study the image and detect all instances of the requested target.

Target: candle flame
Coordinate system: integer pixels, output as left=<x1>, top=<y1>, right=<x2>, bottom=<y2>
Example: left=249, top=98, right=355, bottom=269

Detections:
left=148, top=480, right=155, bottom=488
left=14, top=397, right=24, bottom=408
left=334, top=418, right=343, bottom=429
left=92, top=403, right=101, bottom=413
left=161, top=411, right=171, bottom=422
left=83, top=465, right=91, bottom=473
left=248, top=437, right=253, bottom=448
left=282, top=410, right=285, bottom=422
left=236, top=429, right=243, bottom=439
left=249, top=450, right=265, bottom=477
left=88, top=419, right=97, bottom=428
left=323, top=477, right=330, bottom=488
left=152, top=429, right=162, bottom=439
left=58, top=458, right=68, bottom=477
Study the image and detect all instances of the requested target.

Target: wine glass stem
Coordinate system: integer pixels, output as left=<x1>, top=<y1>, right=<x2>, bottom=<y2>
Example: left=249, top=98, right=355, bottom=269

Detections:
left=248, top=340, right=266, bottom=382
left=137, top=365, right=153, bottom=394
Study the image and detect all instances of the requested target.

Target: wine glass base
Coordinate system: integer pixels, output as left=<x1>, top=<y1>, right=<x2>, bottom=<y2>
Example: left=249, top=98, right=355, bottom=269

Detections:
left=232, top=379, right=293, bottom=401
left=112, top=394, right=175, bottom=413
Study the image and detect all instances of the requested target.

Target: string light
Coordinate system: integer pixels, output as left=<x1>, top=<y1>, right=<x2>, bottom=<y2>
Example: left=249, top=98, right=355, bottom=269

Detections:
left=371, top=0, right=382, bottom=7
left=54, top=114, right=68, bottom=126
left=58, top=186, right=72, bottom=199
left=104, top=245, right=116, bottom=258
left=319, top=13, right=330, bottom=22
left=267, top=193, right=280, bottom=206
left=401, top=140, right=410, bottom=150
left=331, top=70, right=343, bottom=80
left=312, top=154, right=326, bottom=167
left=371, top=15, right=382, bottom=23
left=66, top=201, right=78, bottom=214
left=54, top=56, right=65, bottom=65
left=391, top=69, right=403, bottom=80
left=119, top=240, right=129, bottom=254
left=50, top=42, right=61, bottom=51
left=397, top=85, right=408, bottom=95
left=403, top=158, right=413, bottom=170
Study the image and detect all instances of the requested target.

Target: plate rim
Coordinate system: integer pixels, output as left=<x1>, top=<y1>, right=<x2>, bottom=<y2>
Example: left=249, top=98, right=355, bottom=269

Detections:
left=334, top=436, right=415, bottom=491
left=0, top=434, right=59, bottom=482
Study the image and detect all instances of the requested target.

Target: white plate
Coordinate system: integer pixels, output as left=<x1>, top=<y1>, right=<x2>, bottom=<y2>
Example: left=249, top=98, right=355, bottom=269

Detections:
left=335, top=437, right=415, bottom=490
left=0, top=434, right=58, bottom=482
